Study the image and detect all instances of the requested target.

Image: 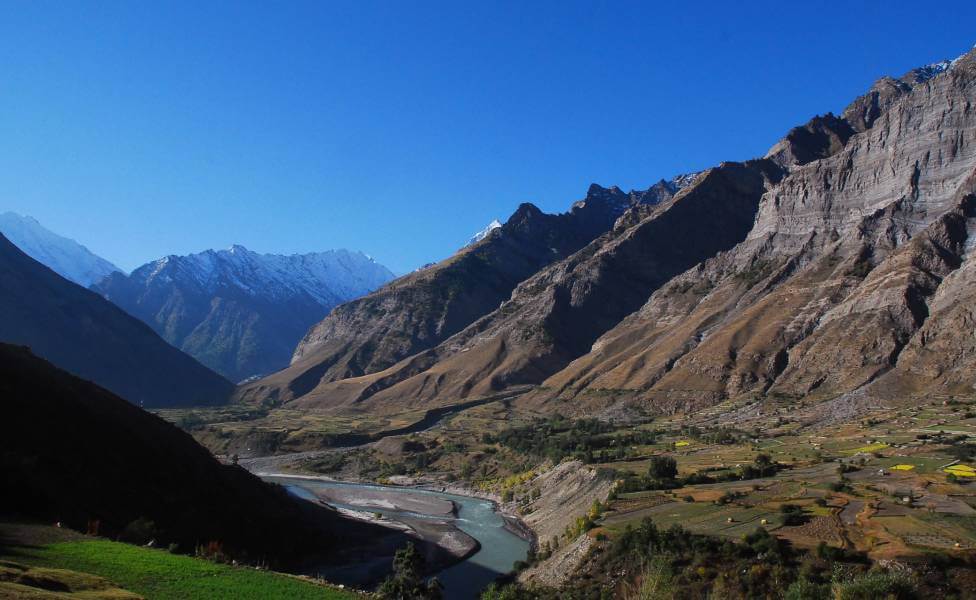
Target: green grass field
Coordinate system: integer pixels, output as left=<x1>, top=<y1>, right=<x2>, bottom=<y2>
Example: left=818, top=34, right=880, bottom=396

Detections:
left=12, top=539, right=358, bottom=600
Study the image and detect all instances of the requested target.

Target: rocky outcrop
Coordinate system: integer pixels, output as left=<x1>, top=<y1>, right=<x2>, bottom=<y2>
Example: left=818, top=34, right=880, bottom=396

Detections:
left=516, top=460, right=613, bottom=588
left=525, top=48, right=976, bottom=416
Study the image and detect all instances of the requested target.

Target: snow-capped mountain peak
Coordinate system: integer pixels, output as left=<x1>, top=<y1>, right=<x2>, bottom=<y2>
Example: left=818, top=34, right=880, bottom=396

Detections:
left=0, top=212, right=123, bottom=286
left=93, top=244, right=395, bottom=382
left=467, top=219, right=502, bottom=246
left=132, top=244, right=394, bottom=305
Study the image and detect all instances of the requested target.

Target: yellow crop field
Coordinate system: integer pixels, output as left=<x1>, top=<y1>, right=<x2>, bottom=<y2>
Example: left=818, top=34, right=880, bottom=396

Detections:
left=944, top=464, right=976, bottom=477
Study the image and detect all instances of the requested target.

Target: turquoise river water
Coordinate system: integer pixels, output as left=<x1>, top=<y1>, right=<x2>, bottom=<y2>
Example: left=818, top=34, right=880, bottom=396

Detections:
left=267, top=476, right=530, bottom=600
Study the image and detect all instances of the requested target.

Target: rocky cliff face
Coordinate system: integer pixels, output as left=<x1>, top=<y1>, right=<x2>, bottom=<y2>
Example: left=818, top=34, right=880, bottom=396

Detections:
left=526, top=48, right=976, bottom=417
left=93, top=246, right=393, bottom=382
left=240, top=179, right=689, bottom=406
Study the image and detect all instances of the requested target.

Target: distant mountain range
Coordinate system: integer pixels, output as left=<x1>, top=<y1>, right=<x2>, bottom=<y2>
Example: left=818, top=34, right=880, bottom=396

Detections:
left=93, top=246, right=395, bottom=382
left=0, top=212, right=395, bottom=383
left=0, top=212, right=122, bottom=286
left=0, top=232, right=232, bottom=407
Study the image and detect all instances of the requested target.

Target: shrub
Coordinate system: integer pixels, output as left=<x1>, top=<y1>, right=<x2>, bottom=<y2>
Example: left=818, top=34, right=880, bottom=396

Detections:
left=648, top=455, right=678, bottom=481
left=832, top=570, right=916, bottom=600
left=623, top=557, right=676, bottom=600
left=196, top=540, right=229, bottom=563
left=119, top=517, right=157, bottom=545
left=784, top=577, right=830, bottom=600
left=780, top=504, right=806, bottom=526
left=378, top=543, right=443, bottom=599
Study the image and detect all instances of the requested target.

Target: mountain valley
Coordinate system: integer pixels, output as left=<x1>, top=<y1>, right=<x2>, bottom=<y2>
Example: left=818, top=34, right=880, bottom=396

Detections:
left=4, top=38, right=976, bottom=600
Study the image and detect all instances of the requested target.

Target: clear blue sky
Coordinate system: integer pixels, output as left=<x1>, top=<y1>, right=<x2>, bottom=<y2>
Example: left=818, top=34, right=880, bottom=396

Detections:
left=1, top=1, right=974, bottom=274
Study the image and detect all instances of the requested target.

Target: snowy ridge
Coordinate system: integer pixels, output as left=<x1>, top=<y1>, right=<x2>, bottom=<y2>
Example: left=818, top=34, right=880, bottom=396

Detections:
left=906, top=44, right=975, bottom=83
left=909, top=59, right=953, bottom=83
left=0, top=212, right=123, bottom=286
left=669, top=171, right=702, bottom=191
left=132, top=245, right=394, bottom=305
left=466, top=219, right=502, bottom=246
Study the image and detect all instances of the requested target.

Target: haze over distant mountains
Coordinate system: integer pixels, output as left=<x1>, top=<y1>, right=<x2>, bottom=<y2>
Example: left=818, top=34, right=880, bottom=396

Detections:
left=0, top=231, right=232, bottom=407
left=93, top=245, right=395, bottom=382
left=0, top=212, right=123, bottom=287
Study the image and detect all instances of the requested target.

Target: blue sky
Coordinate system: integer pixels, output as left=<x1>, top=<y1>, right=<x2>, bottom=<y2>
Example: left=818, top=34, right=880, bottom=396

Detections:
left=1, top=1, right=974, bottom=274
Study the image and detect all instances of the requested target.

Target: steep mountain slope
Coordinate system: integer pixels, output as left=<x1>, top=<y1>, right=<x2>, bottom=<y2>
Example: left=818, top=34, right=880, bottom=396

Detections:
left=240, top=178, right=693, bottom=405
left=247, top=46, right=976, bottom=422
left=93, top=246, right=394, bottom=382
left=0, top=233, right=232, bottom=407
left=0, top=212, right=122, bottom=286
left=0, top=343, right=397, bottom=566
left=526, top=47, right=976, bottom=416
left=281, top=161, right=782, bottom=413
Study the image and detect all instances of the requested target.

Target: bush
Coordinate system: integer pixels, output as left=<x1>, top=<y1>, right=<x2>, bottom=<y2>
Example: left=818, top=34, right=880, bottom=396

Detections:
left=832, top=570, right=916, bottom=600
left=378, top=543, right=443, bottom=599
left=480, top=583, right=523, bottom=600
left=196, top=540, right=229, bottom=563
left=648, top=455, right=678, bottom=481
left=623, top=558, right=676, bottom=600
left=829, top=480, right=852, bottom=493
left=784, top=577, right=830, bottom=600
left=119, top=517, right=157, bottom=545
left=780, top=504, right=806, bottom=526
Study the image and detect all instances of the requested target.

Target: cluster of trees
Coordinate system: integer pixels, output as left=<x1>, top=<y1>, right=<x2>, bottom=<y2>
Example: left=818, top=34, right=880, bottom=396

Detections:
left=739, top=453, right=780, bottom=479
left=682, top=425, right=751, bottom=445
left=616, top=453, right=783, bottom=494
left=490, top=417, right=655, bottom=464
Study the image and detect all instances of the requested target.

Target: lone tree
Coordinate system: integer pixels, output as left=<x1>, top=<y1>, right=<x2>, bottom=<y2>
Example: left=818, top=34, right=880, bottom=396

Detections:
left=378, top=542, right=443, bottom=599
left=648, top=455, right=678, bottom=481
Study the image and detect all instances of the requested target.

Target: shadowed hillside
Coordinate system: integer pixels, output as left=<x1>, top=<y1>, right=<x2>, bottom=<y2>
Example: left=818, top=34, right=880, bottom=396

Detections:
left=0, top=344, right=402, bottom=568
left=0, top=233, right=232, bottom=408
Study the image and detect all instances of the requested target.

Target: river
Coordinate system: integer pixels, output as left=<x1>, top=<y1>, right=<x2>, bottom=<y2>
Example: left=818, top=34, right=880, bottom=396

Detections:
left=265, top=476, right=530, bottom=600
